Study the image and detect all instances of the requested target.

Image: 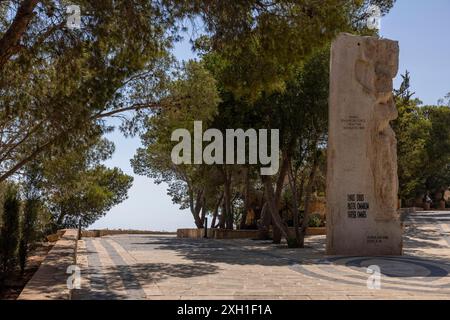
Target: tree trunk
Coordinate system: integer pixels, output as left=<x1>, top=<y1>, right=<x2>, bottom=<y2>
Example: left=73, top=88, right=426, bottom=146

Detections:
left=211, top=192, right=224, bottom=229
left=287, top=162, right=302, bottom=248
left=299, top=146, right=321, bottom=245
left=189, top=189, right=204, bottom=229
left=240, top=168, right=250, bottom=229
left=262, top=176, right=290, bottom=241
left=56, top=208, right=66, bottom=228
left=0, top=0, right=39, bottom=69
left=262, top=152, right=290, bottom=243
left=272, top=225, right=282, bottom=243
left=219, top=204, right=226, bottom=229
left=223, top=168, right=233, bottom=230
left=200, top=196, right=207, bottom=226
left=257, top=202, right=271, bottom=239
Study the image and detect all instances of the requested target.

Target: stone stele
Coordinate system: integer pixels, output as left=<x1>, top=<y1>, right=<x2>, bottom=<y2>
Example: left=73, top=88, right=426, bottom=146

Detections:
left=326, top=33, right=403, bottom=256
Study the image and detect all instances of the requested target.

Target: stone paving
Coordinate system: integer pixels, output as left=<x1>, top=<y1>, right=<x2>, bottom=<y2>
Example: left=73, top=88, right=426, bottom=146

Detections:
left=72, top=211, right=450, bottom=300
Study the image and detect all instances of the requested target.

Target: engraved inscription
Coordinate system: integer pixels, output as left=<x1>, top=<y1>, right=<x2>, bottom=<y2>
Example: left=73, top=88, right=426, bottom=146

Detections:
left=341, top=115, right=366, bottom=130
left=347, top=194, right=369, bottom=219
left=367, top=235, right=389, bottom=244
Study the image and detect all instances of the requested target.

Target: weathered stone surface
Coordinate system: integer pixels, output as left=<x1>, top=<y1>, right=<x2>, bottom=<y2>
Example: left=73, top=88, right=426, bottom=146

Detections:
left=326, top=33, right=403, bottom=255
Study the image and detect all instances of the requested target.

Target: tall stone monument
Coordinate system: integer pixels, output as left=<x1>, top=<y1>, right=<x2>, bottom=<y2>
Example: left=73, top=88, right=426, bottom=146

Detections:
left=326, top=33, right=403, bottom=256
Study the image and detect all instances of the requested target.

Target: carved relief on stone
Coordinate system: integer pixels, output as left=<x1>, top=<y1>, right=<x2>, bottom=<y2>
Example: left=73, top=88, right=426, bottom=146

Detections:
left=355, top=37, right=399, bottom=221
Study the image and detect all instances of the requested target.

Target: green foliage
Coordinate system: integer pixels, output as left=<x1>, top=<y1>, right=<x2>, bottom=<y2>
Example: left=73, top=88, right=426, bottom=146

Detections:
left=190, top=0, right=394, bottom=99
left=132, top=46, right=332, bottom=230
left=40, top=140, right=133, bottom=229
left=308, top=214, right=323, bottom=228
left=393, top=100, right=430, bottom=199
left=422, top=106, right=450, bottom=196
left=0, top=0, right=179, bottom=182
left=0, top=184, right=20, bottom=274
left=274, top=46, right=330, bottom=149
left=394, top=72, right=450, bottom=203
left=132, top=61, right=221, bottom=210
left=18, top=198, right=41, bottom=273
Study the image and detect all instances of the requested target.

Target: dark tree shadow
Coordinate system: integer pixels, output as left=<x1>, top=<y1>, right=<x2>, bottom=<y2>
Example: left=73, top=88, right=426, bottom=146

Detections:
left=125, top=235, right=328, bottom=267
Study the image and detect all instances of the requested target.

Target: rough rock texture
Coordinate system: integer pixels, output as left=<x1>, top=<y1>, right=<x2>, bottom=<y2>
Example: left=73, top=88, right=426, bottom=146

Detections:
left=326, top=33, right=403, bottom=256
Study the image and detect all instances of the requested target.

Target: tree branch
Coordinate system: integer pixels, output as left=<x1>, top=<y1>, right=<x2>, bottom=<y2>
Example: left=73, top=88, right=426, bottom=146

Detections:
left=0, top=122, right=42, bottom=163
left=0, top=0, right=40, bottom=69
left=0, top=138, right=53, bottom=183
left=93, top=102, right=160, bottom=119
left=0, top=99, right=169, bottom=183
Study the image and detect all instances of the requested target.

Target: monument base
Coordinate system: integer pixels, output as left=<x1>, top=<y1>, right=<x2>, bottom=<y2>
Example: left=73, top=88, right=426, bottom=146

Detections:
left=326, top=220, right=403, bottom=256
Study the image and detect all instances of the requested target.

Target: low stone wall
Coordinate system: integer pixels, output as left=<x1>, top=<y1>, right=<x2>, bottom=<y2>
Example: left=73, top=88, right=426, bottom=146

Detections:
left=177, top=228, right=206, bottom=239
left=82, top=229, right=176, bottom=237
left=177, top=227, right=326, bottom=240
left=213, top=229, right=260, bottom=239
left=305, top=227, right=327, bottom=236
left=18, top=229, right=78, bottom=300
left=177, top=228, right=260, bottom=239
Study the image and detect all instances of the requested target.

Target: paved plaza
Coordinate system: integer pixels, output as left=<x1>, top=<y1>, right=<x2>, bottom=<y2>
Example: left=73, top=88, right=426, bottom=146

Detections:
left=73, top=211, right=450, bottom=300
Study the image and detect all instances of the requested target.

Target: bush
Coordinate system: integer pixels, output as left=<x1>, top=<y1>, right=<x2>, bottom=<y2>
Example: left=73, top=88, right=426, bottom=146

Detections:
left=308, top=214, right=323, bottom=228
left=19, top=199, right=40, bottom=274
left=0, top=184, right=21, bottom=275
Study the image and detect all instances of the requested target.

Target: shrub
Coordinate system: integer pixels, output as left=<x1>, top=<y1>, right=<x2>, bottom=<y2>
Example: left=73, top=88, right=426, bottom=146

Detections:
left=0, top=184, right=21, bottom=275
left=19, top=199, right=40, bottom=274
left=308, top=214, right=323, bottom=228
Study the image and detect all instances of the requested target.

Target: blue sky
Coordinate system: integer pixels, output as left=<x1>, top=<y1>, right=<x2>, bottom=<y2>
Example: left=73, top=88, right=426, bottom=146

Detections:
left=383, top=0, right=450, bottom=104
left=91, top=0, right=450, bottom=231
